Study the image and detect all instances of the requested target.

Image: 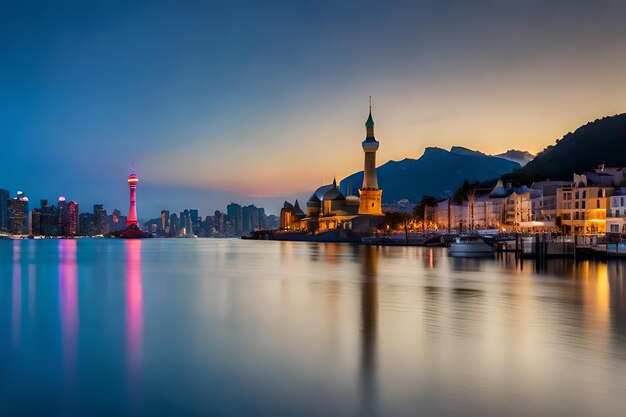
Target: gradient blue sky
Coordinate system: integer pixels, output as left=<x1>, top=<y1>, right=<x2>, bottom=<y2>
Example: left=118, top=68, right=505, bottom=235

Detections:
left=2, top=0, right=626, bottom=216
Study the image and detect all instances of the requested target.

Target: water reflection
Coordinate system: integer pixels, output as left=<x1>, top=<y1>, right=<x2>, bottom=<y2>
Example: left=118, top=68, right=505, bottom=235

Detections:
left=2, top=239, right=626, bottom=417
left=609, top=262, right=626, bottom=337
left=12, top=240, right=21, bottom=347
left=359, top=245, right=378, bottom=415
left=59, top=239, right=78, bottom=385
left=125, top=240, right=143, bottom=389
left=424, top=247, right=436, bottom=270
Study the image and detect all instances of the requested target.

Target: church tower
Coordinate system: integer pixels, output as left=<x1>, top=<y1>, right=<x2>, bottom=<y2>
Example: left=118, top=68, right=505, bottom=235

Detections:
left=358, top=98, right=383, bottom=215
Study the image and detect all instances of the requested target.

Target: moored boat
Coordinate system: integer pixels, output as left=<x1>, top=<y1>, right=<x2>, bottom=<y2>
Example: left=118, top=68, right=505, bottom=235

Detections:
left=448, top=235, right=494, bottom=257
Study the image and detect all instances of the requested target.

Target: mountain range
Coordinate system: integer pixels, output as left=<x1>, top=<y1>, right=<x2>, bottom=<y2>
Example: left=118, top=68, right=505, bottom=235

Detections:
left=339, top=146, right=521, bottom=203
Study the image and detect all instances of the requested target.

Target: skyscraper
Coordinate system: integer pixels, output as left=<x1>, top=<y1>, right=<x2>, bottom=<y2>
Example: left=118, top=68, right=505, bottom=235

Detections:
left=227, top=203, right=243, bottom=236
left=0, top=188, right=9, bottom=232
left=169, top=213, right=179, bottom=237
left=358, top=98, right=383, bottom=215
left=58, top=196, right=67, bottom=235
left=189, top=209, right=199, bottom=233
left=65, top=201, right=79, bottom=236
left=93, top=204, right=108, bottom=235
left=31, top=208, right=41, bottom=236
left=127, top=170, right=139, bottom=226
left=8, top=193, right=29, bottom=235
left=161, top=210, right=170, bottom=235
left=40, top=199, right=59, bottom=236
left=242, top=204, right=262, bottom=236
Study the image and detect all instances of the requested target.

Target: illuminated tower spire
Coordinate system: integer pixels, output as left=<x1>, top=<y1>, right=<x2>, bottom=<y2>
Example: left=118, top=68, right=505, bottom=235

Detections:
left=359, top=97, right=383, bottom=215
left=126, top=167, right=139, bottom=227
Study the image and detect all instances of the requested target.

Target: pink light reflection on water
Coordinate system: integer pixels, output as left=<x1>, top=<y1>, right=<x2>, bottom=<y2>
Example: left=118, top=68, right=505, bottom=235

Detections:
left=125, top=240, right=143, bottom=402
left=59, top=239, right=78, bottom=387
left=12, top=240, right=21, bottom=347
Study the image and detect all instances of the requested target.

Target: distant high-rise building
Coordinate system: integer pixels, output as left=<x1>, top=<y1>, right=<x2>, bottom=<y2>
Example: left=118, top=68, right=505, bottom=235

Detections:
left=227, top=203, right=243, bottom=236
left=169, top=213, right=179, bottom=237
left=0, top=188, right=9, bottom=232
left=108, top=208, right=125, bottom=232
left=242, top=205, right=262, bottom=236
left=190, top=209, right=199, bottom=233
left=40, top=199, right=59, bottom=236
left=214, top=210, right=224, bottom=234
left=58, top=196, right=67, bottom=235
left=161, top=210, right=170, bottom=235
left=180, top=209, right=193, bottom=237
left=93, top=204, right=108, bottom=235
left=65, top=201, right=79, bottom=236
left=31, top=209, right=42, bottom=236
left=79, top=212, right=95, bottom=236
left=8, top=192, right=29, bottom=235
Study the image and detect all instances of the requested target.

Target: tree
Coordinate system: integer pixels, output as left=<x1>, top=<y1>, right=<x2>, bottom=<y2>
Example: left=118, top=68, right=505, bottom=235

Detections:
left=412, top=195, right=437, bottom=220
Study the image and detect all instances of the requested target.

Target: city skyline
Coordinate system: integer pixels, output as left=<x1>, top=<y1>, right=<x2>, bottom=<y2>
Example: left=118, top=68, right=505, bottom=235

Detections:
left=3, top=1, right=626, bottom=214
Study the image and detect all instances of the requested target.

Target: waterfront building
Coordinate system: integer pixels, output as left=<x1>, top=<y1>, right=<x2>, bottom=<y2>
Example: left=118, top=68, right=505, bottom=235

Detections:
left=280, top=102, right=385, bottom=233
left=485, top=180, right=512, bottom=229
left=556, top=173, right=612, bottom=234
left=607, top=190, right=626, bottom=235
left=584, top=166, right=626, bottom=187
left=530, top=181, right=573, bottom=222
left=434, top=199, right=466, bottom=231
left=464, top=192, right=490, bottom=229
left=0, top=188, right=9, bottom=232
left=358, top=100, right=383, bottom=216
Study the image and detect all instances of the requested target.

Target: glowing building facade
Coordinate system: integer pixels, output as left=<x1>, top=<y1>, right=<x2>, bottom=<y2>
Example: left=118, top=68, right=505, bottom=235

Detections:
left=280, top=102, right=385, bottom=234
left=127, top=172, right=139, bottom=226
left=358, top=101, right=383, bottom=215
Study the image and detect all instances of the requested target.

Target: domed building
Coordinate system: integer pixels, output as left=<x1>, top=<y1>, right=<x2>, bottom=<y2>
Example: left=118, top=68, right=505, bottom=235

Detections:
left=279, top=101, right=385, bottom=235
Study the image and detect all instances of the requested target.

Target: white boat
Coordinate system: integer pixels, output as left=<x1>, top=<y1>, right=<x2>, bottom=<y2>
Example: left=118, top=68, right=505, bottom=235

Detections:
left=448, top=235, right=494, bottom=257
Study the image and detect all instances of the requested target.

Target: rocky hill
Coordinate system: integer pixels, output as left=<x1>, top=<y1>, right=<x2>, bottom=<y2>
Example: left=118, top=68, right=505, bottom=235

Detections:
left=502, top=114, right=626, bottom=184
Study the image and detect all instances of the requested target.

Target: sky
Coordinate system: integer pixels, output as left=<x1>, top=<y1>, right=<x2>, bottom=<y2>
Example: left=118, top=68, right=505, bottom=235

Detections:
left=2, top=0, right=626, bottom=216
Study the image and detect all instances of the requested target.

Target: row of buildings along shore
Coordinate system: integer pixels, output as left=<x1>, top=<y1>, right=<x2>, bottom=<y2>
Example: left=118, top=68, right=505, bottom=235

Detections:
left=277, top=103, right=626, bottom=238
left=428, top=166, right=626, bottom=236
left=0, top=171, right=278, bottom=238
left=3, top=100, right=626, bottom=239
left=0, top=192, right=277, bottom=238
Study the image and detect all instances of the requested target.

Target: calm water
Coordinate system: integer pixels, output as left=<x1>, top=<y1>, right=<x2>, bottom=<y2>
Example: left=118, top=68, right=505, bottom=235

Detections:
left=1, top=239, right=626, bottom=416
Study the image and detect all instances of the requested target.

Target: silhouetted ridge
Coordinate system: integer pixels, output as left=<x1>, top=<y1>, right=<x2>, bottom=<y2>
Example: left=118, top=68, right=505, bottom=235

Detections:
left=503, top=113, right=626, bottom=184
left=340, top=147, right=520, bottom=203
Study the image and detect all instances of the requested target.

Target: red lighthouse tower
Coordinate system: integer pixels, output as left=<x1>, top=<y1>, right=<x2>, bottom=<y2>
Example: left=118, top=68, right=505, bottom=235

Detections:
left=126, top=170, right=139, bottom=226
